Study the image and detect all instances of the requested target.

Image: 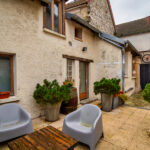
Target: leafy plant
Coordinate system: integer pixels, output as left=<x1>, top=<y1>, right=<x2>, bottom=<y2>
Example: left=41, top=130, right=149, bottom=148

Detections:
left=143, top=83, right=150, bottom=102
left=63, top=80, right=73, bottom=88
left=33, top=79, right=71, bottom=105
left=119, top=94, right=128, bottom=101
left=94, top=78, right=121, bottom=95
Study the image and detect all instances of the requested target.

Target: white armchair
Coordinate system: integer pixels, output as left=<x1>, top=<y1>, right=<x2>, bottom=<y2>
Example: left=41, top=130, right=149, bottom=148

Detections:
left=63, top=104, right=103, bottom=150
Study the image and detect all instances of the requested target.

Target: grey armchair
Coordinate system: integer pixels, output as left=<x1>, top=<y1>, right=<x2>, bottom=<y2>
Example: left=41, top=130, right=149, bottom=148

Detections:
left=0, top=103, right=33, bottom=142
left=63, top=104, right=103, bottom=150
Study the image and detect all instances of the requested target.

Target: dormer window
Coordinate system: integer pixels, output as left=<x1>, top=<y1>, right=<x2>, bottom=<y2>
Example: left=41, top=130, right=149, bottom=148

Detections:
left=75, top=27, right=82, bottom=41
left=43, top=0, right=65, bottom=35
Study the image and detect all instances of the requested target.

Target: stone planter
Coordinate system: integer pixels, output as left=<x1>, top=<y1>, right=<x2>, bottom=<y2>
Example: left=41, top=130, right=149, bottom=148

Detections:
left=101, top=93, right=113, bottom=112
left=112, top=96, right=124, bottom=109
left=112, top=97, right=119, bottom=109
left=45, top=102, right=62, bottom=122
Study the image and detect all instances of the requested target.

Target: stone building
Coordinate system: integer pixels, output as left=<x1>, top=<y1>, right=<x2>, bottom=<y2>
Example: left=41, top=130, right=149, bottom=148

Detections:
left=116, top=16, right=150, bottom=90
left=66, top=0, right=115, bottom=35
left=0, top=0, right=140, bottom=118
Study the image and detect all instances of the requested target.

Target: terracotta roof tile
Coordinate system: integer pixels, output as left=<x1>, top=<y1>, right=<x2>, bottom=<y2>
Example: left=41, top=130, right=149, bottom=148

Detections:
left=116, top=16, right=150, bottom=37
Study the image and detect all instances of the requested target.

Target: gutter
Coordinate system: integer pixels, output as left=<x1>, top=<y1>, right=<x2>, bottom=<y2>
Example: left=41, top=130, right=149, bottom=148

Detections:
left=99, top=33, right=126, bottom=92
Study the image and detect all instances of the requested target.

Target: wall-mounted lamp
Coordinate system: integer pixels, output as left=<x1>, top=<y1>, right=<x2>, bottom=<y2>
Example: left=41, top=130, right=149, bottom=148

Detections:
left=82, top=47, right=87, bottom=52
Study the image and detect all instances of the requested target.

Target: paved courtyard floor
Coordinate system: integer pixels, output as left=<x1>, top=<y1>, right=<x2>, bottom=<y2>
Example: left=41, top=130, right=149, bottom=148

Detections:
left=1, top=105, right=150, bottom=150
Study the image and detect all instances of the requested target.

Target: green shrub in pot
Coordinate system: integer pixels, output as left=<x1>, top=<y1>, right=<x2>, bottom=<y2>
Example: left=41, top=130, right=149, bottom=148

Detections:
left=33, top=79, right=71, bottom=121
left=143, top=83, right=150, bottom=102
left=94, top=78, right=121, bottom=111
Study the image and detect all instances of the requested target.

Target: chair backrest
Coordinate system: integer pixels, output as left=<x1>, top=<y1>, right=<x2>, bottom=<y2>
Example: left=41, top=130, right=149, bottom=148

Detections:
left=80, top=104, right=100, bottom=125
left=0, top=103, right=21, bottom=123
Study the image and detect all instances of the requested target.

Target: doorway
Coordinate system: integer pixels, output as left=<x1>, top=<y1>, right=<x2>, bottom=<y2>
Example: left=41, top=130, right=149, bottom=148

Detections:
left=79, top=61, right=89, bottom=100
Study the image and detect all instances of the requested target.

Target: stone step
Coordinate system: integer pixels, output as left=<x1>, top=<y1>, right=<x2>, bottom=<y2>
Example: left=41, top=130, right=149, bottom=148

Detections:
left=80, top=98, right=98, bottom=105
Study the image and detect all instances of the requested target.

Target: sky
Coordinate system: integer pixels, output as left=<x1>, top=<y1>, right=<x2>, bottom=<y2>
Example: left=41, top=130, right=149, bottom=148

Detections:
left=109, top=0, right=150, bottom=25
left=67, top=0, right=150, bottom=25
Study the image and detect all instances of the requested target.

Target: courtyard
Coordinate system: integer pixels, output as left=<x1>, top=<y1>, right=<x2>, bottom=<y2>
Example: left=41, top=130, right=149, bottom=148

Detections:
left=1, top=103, right=150, bottom=150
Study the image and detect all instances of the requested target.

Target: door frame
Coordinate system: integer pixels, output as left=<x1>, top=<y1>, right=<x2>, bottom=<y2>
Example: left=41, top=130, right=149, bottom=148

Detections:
left=79, top=61, right=89, bottom=100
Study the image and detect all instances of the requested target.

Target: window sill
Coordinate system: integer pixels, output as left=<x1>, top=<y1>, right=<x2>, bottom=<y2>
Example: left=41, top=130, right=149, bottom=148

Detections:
left=75, top=37, right=83, bottom=42
left=43, top=28, right=66, bottom=39
left=0, top=96, right=20, bottom=105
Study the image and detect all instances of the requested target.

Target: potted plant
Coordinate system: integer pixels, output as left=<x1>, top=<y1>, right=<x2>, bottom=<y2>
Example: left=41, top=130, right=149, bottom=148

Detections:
left=94, top=78, right=121, bottom=112
left=33, top=79, right=71, bottom=121
left=112, top=91, right=123, bottom=109
left=118, top=93, right=128, bottom=105
left=0, top=91, right=10, bottom=99
left=63, top=80, right=74, bottom=89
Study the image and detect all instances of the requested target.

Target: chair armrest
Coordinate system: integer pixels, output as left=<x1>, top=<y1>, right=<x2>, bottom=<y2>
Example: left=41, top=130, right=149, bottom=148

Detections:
left=65, top=109, right=81, bottom=122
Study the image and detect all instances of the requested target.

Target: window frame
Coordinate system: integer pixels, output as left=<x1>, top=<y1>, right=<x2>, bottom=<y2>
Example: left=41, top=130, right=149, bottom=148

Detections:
left=0, top=54, right=14, bottom=95
left=67, top=59, right=74, bottom=81
left=75, top=27, right=83, bottom=41
left=43, top=0, right=65, bottom=35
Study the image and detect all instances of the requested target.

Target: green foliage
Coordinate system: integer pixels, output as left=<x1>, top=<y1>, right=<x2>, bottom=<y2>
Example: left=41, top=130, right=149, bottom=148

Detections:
left=63, top=80, right=73, bottom=88
left=143, top=83, right=150, bottom=102
left=94, top=78, right=121, bottom=95
left=33, top=79, right=71, bottom=105
left=119, top=94, right=128, bottom=101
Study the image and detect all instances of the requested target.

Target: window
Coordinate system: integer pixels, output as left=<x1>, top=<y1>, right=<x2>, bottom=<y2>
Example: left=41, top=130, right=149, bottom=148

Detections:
left=75, top=27, right=82, bottom=41
left=67, top=59, right=74, bottom=81
left=0, top=54, right=14, bottom=95
left=43, top=0, right=65, bottom=34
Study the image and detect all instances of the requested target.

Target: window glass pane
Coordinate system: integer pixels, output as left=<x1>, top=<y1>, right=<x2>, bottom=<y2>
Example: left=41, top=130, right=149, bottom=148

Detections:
left=54, top=2, right=59, bottom=32
left=0, top=57, right=11, bottom=92
left=67, top=59, right=74, bottom=81
left=46, top=4, right=51, bottom=30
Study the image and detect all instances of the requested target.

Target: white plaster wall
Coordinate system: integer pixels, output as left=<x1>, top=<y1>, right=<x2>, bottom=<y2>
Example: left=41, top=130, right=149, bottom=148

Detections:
left=124, top=51, right=136, bottom=96
left=122, top=33, right=150, bottom=51
left=0, top=0, right=122, bottom=118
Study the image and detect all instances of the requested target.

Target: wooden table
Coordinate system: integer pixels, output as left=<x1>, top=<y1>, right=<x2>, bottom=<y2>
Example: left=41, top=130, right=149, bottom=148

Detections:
left=8, top=125, right=78, bottom=150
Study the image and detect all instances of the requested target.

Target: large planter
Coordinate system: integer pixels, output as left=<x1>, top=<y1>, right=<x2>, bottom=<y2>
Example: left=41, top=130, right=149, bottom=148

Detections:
left=61, top=87, right=78, bottom=114
left=112, top=97, right=119, bottom=109
left=45, top=102, right=62, bottom=121
left=0, top=92, right=10, bottom=99
left=101, top=93, right=113, bottom=112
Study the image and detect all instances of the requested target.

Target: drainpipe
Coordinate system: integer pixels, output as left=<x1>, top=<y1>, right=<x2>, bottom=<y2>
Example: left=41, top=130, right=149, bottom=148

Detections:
left=98, top=33, right=126, bottom=92
left=121, top=47, right=125, bottom=92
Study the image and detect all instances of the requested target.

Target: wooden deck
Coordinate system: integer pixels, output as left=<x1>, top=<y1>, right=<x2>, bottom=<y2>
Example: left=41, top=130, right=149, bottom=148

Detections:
left=8, top=125, right=78, bottom=150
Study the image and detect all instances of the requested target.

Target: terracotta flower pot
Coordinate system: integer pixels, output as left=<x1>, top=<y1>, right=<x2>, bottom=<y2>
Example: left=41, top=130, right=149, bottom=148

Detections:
left=0, top=92, right=10, bottom=99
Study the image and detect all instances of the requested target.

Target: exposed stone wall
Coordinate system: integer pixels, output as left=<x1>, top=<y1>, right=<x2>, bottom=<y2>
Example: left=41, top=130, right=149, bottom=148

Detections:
left=0, top=0, right=121, bottom=118
left=89, top=0, right=114, bottom=35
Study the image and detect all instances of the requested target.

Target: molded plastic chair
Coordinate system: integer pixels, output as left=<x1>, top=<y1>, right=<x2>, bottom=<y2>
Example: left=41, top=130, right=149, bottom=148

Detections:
left=63, top=104, right=103, bottom=150
left=0, top=103, right=33, bottom=142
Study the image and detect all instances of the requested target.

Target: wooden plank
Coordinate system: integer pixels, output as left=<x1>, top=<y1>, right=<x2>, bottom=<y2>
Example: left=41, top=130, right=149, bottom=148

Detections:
left=62, top=0, right=65, bottom=35
left=51, top=0, right=54, bottom=31
left=47, top=126, right=77, bottom=144
left=8, top=125, right=78, bottom=150
left=58, top=1, right=62, bottom=34
left=63, top=54, right=93, bottom=63
left=40, top=129, right=67, bottom=150
left=10, top=56, right=14, bottom=96
left=43, top=7, right=46, bottom=28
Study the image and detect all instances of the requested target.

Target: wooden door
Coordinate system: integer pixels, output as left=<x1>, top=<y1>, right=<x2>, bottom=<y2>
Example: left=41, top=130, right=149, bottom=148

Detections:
left=79, top=61, right=89, bottom=100
left=140, top=64, right=150, bottom=89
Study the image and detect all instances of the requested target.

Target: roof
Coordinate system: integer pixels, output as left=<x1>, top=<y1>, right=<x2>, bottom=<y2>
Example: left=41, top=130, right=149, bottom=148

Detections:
left=116, top=16, right=150, bottom=37
left=66, top=0, right=88, bottom=10
left=65, top=0, right=116, bottom=32
left=127, top=41, right=141, bottom=57
left=66, top=12, right=126, bottom=47
left=65, top=12, right=101, bottom=34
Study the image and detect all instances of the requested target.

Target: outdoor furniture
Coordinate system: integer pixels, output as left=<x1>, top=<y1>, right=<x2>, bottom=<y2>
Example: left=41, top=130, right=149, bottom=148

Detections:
left=63, top=104, right=103, bottom=150
left=8, top=125, right=78, bottom=150
left=0, top=103, right=33, bottom=142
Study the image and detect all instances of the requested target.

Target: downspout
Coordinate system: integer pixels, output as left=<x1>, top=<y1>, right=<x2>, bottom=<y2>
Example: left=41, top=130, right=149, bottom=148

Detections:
left=98, top=33, right=126, bottom=92
left=121, top=47, right=125, bottom=92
